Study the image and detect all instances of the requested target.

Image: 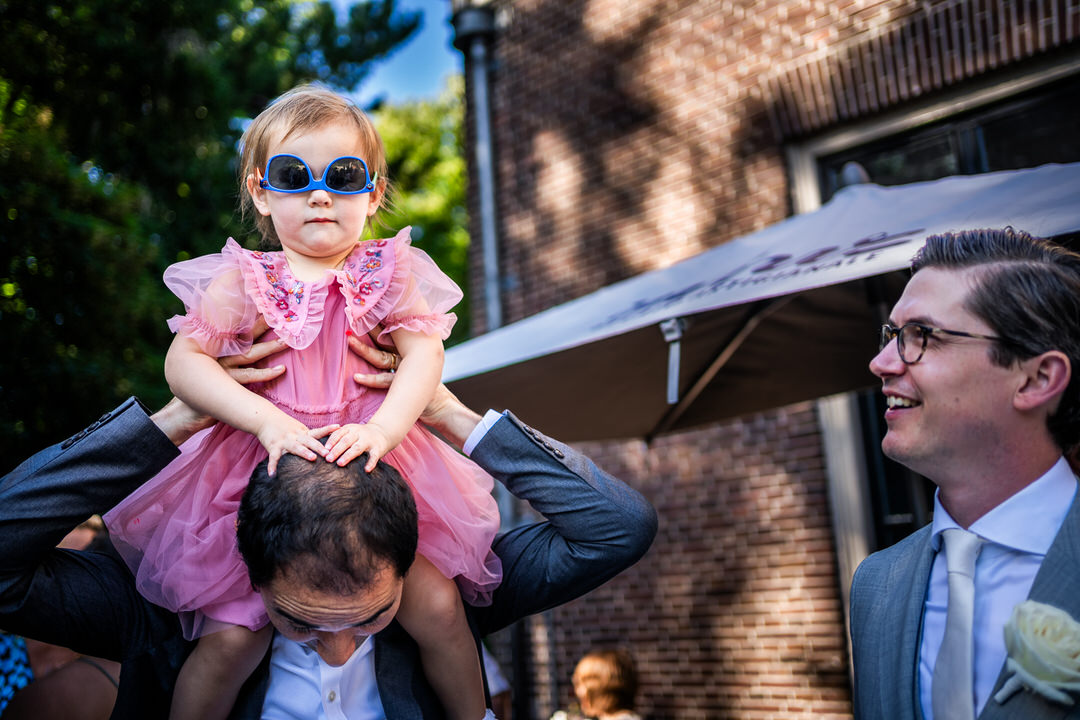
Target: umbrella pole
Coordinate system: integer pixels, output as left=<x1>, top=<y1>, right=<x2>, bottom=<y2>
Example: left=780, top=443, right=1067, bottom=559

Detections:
left=648, top=295, right=794, bottom=442
left=660, top=318, right=688, bottom=405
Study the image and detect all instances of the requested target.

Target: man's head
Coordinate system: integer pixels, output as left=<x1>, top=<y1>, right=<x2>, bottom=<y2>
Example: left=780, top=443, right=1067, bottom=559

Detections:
left=870, top=227, right=1080, bottom=484
left=237, top=453, right=418, bottom=665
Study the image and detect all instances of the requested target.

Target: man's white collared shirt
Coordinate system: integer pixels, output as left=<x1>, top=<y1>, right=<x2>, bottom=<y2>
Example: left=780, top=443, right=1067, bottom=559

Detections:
left=918, top=456, right=1077, bottom=719
left=262, top=633, right=384, bottom=720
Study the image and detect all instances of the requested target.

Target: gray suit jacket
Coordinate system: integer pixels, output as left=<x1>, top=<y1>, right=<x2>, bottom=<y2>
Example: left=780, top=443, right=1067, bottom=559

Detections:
left=850, top=490, right=1080, bottom=719
left=0, top=398, right=658, bottom=719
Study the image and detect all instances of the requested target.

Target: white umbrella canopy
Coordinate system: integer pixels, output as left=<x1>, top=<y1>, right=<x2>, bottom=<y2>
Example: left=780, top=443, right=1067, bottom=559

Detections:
left=444, top=163, right=1080, bottom=442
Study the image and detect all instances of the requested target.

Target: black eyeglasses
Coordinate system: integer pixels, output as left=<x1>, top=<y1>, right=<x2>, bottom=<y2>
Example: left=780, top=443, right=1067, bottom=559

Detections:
left=259, top=154, right=377, bottom=195
left=879, top=322, right=1006, bottom=365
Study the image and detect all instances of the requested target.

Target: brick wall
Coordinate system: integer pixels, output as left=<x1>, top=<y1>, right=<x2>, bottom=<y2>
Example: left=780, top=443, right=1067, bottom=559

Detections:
left=461, top=5, right=860, bottom=717
left=467, top=0, right=1080, bottom=330
left=461, top=3, right=865, bottom=718
left=564, top=406, right=850, bottom=719
left=457, top=1, right=1080, bottom=717
left=483, top=404, right=851, bottom=720
left=468, top=0, right=939, bottom=331
left=765, top=0, right=1080, bottom=137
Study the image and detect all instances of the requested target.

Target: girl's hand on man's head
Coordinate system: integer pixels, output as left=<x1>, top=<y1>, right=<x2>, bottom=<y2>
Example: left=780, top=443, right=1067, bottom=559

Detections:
left=255, top=412, right=336, bottom=476
left=323, top=422, right=394, bottom=471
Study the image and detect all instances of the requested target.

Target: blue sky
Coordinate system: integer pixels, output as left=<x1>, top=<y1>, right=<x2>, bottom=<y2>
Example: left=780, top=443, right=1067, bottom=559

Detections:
left=336, top=0, right=461, bottom=106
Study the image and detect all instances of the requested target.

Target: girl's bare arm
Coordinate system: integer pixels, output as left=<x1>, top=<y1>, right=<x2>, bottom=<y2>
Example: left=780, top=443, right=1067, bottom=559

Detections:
left=164, top=334, right=334, bottom=474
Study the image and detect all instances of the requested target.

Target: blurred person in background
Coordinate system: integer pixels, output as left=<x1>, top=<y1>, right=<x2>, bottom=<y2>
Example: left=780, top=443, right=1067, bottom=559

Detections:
left=571, top=649, right=642, bottom=720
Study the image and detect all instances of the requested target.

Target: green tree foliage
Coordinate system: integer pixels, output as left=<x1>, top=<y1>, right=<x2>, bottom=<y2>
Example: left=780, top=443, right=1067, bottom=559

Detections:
left=375, top=76, right=471, bottom=344
left=0, top=0, right=422, bottom=462
left=1, top=88, right=169, bottom=448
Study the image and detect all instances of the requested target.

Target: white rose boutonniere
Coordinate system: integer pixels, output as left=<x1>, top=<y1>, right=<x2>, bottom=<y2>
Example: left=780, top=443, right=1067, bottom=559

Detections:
left=995, top=600, right=1080, bottom=706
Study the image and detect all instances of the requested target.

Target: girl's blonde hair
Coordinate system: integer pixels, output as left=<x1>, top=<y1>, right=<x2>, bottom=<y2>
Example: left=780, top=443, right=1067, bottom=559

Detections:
left=572, top=649, right=638, bottom=716
left=238, top=84, right=390, bottom=248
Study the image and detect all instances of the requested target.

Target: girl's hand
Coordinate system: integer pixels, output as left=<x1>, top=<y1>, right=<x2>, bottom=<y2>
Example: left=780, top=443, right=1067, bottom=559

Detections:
left=324, top=422, right=395, bottom=471
left=255, top=413, right=338, bottom=476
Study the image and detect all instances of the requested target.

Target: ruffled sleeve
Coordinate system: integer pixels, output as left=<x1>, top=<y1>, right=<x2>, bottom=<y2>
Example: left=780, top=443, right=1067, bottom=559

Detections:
left=337, top=227, right=463, bottom=343
left=164, top=239, right=261, bottom=357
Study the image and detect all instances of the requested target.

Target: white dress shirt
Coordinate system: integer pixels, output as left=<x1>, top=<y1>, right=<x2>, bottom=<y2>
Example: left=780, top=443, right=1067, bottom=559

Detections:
left=263, top=633, right=383, bottom=720
left=260, top=410, right=507, bottom=719
left=463, top=409, right=506, bottom=456
left=481, top=645, right=510, bottom=697
left=918, top=456, right=1078, bottom=719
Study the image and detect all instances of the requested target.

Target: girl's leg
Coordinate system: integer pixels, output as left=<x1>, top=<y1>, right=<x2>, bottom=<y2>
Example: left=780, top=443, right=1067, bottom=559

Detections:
left=396, top=554, right=487, bottom=720
left=170, top=624, right=273, bottom=720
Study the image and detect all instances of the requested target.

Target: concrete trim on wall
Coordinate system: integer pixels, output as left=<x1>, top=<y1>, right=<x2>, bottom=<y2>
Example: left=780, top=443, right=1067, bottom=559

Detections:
left=817, top=392, right=875, bottom=663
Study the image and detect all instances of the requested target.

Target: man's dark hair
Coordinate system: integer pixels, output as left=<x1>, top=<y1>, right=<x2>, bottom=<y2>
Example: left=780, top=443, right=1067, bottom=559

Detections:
left=912, top=227, right=1080, bottom=452
left=237, top=453, right=418, bottom=594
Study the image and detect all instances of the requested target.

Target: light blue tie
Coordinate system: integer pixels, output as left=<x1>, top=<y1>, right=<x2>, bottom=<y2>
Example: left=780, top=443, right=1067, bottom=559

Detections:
left=932, top=528, right=984, bottom=720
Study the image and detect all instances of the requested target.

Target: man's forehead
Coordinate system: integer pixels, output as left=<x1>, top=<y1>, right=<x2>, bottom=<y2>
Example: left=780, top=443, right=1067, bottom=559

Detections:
left=264, top=568, right=402, bottom=627
left=893, top=266, right=979, bottom=320
left=270, top=557, right=400, bottom=599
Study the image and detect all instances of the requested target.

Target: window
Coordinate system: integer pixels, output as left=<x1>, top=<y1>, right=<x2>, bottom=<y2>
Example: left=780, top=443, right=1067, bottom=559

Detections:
left=817, top=74, right=1080, bottom=204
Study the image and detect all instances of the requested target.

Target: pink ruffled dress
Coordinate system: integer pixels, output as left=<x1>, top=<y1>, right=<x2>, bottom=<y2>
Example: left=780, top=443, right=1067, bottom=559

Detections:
left=104, top=228, right=502, bottom=640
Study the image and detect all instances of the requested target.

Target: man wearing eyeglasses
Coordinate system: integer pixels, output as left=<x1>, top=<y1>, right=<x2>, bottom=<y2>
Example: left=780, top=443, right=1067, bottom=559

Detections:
left=850, top=227, right=1080, bottom=719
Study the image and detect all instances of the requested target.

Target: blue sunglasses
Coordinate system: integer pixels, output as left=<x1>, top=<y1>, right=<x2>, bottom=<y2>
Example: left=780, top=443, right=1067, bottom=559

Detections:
left=259, top=154, right=377, bottom=195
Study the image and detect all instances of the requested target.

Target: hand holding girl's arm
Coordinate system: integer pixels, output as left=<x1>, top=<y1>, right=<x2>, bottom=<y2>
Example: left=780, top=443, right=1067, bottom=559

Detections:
left=164, top=333, right=336, bottom=474
left=324, top=328, right=444, bottom=470
left=349, top=333, right=478, bottom=447
left=153, top=330, right=290, bottom=446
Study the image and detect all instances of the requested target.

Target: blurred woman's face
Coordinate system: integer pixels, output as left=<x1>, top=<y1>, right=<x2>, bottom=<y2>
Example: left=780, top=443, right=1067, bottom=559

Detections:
left=573, top=677, right=588, bottom=709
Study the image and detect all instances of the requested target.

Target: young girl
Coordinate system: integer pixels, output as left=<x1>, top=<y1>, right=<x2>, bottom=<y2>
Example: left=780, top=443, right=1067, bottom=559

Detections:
left=104, top=85, right=500, bottom=720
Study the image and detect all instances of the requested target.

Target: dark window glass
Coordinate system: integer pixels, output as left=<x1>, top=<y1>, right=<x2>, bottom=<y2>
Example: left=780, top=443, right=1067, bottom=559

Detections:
left=857, top=390, right=934, bottom=549
left=979, top=97, right=1080, bottom=171
left=818, top=74, right=1080, bottom=203
left=822, top=131, right=958, bottom=199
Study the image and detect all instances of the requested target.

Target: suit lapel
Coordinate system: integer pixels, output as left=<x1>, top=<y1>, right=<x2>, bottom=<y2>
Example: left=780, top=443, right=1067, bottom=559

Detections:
left=979, top=491, right=1080, bottom=720
left=872, top=526, right=935, bottom=720
left=895, top=529, right=935, bottom=720
left=373, top=622, right=446, bottom=719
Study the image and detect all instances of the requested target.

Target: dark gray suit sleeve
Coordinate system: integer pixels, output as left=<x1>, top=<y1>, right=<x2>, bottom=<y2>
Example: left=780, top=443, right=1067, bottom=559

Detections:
left=0, top=397, right=183, bottom=661
left=468, top=412, right=658, bottom=635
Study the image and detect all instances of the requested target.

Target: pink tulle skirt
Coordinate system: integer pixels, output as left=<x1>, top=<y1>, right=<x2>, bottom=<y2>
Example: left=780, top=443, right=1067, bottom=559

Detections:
left=105, top=412, right=502, bottom=640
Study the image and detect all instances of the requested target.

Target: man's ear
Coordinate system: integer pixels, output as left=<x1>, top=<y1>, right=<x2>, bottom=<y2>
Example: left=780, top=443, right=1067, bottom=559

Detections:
left=247, top=173, right=273, bottom=217
left=1014, top=350, right=1071, bottom=413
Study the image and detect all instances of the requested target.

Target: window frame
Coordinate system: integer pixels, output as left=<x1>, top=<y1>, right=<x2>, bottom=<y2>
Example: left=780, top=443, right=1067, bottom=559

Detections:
left=786, top=54, right=1080, bottom=213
